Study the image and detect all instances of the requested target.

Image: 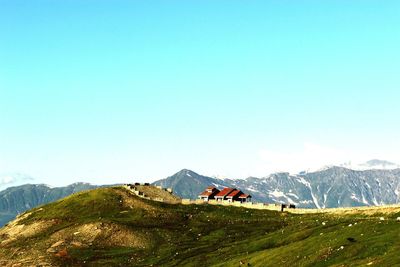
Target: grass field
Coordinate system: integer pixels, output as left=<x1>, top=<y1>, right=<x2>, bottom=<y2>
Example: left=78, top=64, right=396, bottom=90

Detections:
left=1, top=186, right=400, bottom=266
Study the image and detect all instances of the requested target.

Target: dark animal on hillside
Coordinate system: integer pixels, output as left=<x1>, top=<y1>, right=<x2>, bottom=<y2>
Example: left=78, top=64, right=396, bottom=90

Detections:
left=281, top=204, right=287, bottom=212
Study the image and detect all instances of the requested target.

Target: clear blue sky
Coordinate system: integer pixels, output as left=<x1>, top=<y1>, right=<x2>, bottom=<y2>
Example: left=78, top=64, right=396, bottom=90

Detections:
left=1, top=1, right=400, bottom=186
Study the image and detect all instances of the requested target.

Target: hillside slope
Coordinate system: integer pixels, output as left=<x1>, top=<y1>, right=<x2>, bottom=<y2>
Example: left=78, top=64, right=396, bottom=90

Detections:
left=1, top=186, right=400, bottom=266
left=0, top=183, right=100, bottom=227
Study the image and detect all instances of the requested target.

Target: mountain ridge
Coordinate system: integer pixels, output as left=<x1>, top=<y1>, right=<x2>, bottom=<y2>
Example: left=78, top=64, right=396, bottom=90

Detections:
left=2, top=161, right=400, bottom=227
left=154, top=166, right=400, bottom=209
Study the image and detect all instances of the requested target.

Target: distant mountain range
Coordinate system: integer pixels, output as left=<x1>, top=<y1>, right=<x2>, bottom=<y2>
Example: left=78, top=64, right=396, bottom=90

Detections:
left=154, top=164, right=400, bottom=209
left=2, top=159, right=400, bottom=227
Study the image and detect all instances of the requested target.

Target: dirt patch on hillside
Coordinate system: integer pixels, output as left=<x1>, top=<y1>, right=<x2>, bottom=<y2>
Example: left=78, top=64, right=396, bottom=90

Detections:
left=0, top=254, right=53, bottom=267
left=0, top=215, right=55, bottom=267
left=0, top=211, right=57, bottom=246
left=115, top=187, right=159, bottom=211
left=134, top=185, right=181, bottom=203
left=292, top=205, right=400, bottom=216
left=49, top=222, right=148, bottom=249
left=335, top=206, right=400, bottom=216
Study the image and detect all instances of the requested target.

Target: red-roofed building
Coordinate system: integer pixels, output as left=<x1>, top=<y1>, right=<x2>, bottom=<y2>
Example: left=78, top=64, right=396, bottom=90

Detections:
left=214, top=187, right=235, bottom=202
left=225, top=189, right=242, bottom=202
left=198, top=186, right=220, bottom=201
left=199, top=186, right=252, bottom=203
left=238, top=193, right=252, bottom=203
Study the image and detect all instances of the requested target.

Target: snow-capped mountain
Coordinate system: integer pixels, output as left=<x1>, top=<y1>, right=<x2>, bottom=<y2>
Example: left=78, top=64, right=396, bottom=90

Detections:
left=154, top=161, right=400, bottom=209
left=231, top=167, right=400, bottom=209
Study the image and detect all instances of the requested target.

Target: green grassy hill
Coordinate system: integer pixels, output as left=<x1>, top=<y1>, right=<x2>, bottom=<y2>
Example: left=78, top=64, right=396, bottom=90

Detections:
left=0, top=183, right=101, bottom=227
left=1, top=186, right=400, bottom=266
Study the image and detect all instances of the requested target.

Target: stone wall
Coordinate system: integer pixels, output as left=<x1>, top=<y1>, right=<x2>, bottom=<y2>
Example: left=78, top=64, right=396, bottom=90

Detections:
left=125, top=184, right=300, bottom=212
left=181, top=198, right=287, bottom=211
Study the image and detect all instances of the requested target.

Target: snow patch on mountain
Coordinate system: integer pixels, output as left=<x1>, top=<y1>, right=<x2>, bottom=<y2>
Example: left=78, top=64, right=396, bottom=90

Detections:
left=287, top=192, right=299, bottom=199
left=212, top=182, right=225, bottom=189
left=361, top=193, right=369, bottom=205
left=350, top=193, right=360, bottom=202
left=296, top=176, right=310, bottom=187
left=247, top=187, right=258, bottom=192
left=269, top=189, right=285, bottom=198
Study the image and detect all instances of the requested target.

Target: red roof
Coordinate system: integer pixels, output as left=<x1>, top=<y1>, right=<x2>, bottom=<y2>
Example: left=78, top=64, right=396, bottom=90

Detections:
left=199, top=187, right=220, bottom=197
left=215, top=187, right=235, bottom=197
left=226, top=189, right=242, bottom=198
left=201, top=186, right=250, bottom=199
